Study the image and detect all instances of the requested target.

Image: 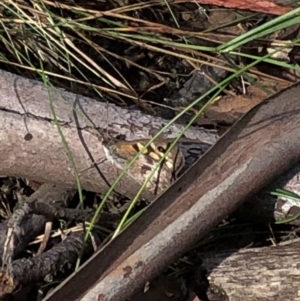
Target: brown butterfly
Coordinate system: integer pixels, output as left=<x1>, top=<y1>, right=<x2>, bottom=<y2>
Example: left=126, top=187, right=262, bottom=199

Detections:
left=103, top=139, right=185, bottom=195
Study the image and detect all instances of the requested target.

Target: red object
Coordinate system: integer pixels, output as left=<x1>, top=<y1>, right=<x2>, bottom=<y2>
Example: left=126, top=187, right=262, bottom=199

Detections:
left=188, top=0, right=294, bottom=15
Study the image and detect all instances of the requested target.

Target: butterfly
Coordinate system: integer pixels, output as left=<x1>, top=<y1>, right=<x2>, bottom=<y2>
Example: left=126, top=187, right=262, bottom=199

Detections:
left=103, top=139, right=185, bottom=195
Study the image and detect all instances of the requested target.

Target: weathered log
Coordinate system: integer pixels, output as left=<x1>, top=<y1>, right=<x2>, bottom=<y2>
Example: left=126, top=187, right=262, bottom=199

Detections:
left=0, top=69, right=218, bottom=199
left=198, top=242, right=300, bottom=301
left=42, top=82, right=300, bottom=301
left=1, top=68, right=299, bottom=224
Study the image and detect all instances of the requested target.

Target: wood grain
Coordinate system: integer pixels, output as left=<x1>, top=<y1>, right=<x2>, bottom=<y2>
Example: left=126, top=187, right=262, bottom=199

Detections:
left=202, top=242, right=300, bottom=300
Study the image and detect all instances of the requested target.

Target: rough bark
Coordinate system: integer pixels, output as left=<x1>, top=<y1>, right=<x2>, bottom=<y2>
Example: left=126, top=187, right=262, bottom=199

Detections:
left=198, top=242, right=300, bottom=301
left=0, top=231, right=92, bottom=297
left=0, top=69, right=218, bottom=200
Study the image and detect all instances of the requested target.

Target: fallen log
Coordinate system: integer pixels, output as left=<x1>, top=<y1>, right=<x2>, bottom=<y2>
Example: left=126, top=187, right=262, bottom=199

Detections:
left=197, top=242, right=300, bottom=301
left=0, top=69, right=218, bottom=199
left=42, top=82, right=300, bottom=301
